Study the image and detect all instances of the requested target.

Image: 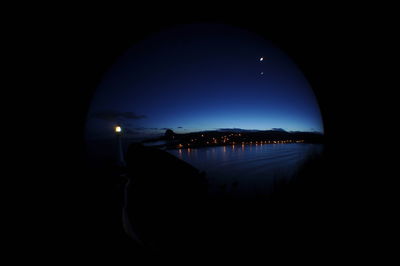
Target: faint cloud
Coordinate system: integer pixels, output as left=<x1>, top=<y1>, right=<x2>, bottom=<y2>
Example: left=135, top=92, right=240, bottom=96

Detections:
left=125, top=128, right=141, bottom=135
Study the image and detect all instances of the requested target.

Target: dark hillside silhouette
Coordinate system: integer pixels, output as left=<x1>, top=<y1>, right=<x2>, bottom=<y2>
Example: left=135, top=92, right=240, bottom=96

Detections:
left=124, top=143, right=207, bottom=250
left=122, top=142, right=330, bottom=255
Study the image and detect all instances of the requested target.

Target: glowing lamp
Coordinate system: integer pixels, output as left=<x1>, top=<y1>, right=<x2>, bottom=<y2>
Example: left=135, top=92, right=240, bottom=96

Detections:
left=114, top=125, right=125, bottom=166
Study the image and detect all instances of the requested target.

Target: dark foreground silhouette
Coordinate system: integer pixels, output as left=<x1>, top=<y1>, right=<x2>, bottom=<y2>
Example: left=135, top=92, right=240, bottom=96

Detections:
left=124, top=143, right=207, bottom=250
left=122, top=143, right=332, bottom=256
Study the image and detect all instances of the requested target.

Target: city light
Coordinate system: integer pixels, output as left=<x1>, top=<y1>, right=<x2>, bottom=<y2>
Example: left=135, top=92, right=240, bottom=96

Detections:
left=115, top=126, right=122, bottom=133
left=169, top=133, right=307, bottom=150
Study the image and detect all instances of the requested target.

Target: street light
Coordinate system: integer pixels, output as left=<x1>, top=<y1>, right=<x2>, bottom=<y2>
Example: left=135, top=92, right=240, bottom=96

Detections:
left=115, top=125, right=125, bottom=166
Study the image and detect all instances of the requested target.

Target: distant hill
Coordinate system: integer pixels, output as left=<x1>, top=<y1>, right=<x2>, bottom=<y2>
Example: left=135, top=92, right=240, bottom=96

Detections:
left=142, top=129, right=324, bottom=149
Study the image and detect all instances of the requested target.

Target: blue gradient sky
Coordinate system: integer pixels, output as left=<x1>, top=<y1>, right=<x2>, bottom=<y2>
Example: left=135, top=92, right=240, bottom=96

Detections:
left=86, top=24, right=324, bottom=139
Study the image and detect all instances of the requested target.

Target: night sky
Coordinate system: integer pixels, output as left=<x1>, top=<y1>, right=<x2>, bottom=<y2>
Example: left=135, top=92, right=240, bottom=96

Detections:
left=86, top=24, right=324, bottom=140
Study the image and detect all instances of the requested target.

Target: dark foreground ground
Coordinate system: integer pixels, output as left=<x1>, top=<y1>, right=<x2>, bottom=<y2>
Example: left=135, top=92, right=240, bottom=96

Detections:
left=78, top=142, right=346, bottom=261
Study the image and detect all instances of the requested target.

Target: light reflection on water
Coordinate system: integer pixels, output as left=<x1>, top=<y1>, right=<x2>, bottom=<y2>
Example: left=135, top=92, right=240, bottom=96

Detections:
left=168, top=143, right=323, bottom=197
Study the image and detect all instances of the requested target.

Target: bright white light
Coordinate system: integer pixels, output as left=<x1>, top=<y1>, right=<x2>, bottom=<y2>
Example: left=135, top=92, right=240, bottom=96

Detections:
left=115, top=126, right=122, bottom=133
left=260, top=57, right=264, bottom=61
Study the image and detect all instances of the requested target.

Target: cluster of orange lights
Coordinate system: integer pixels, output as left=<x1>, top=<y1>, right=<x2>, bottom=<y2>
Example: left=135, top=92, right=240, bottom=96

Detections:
left=177, top=139, right=305, bottom=149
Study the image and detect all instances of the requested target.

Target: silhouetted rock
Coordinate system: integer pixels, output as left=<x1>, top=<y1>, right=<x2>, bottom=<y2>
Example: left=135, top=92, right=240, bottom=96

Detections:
left=164, top=129, right=175, bottom=140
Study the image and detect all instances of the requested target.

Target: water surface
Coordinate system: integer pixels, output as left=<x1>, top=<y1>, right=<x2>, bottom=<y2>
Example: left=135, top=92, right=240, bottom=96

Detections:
left=168, top=143, right=323, bottom=197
